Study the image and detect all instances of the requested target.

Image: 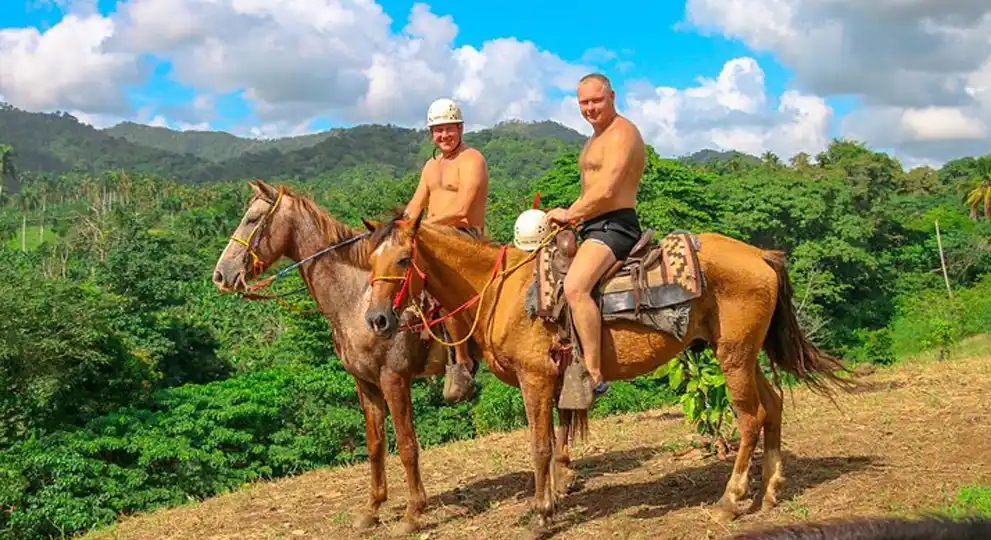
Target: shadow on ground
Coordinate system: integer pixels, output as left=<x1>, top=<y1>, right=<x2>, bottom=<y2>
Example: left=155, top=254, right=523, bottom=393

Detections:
left=428, top=444, right=878, bottom=537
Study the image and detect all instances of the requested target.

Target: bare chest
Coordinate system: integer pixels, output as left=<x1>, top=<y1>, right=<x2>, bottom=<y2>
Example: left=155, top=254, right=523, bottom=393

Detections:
left=426, top=159, right=463, bottom=192
left=579, top=137, right=607, bottom=174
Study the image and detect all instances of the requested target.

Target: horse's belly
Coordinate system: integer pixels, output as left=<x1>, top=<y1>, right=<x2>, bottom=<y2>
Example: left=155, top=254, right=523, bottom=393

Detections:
left=602, top=323, right=689, bottom=380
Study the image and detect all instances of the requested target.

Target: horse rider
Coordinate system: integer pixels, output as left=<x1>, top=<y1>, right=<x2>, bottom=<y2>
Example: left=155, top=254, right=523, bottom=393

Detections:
left=402, top=97, right=491, bottom=404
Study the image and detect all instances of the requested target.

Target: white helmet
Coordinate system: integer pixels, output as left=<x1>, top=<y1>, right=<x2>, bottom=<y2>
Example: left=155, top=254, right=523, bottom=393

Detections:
left=514, top=209, right=551, bottom=251
left=427, top=98, right=463, bottom=127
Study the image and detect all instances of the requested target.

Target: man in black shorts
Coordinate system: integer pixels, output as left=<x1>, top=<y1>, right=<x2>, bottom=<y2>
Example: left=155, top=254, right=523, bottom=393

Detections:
left=545, top=73, right=646, bottom=397
left=577, top=208, right=642, bottom=261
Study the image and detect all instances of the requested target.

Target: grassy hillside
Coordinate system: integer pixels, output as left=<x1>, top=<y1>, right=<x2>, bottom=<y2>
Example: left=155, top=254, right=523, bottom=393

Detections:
left=81, top=336, right=991, bottom=540
left=0, top=104, right=588, bottom=185
left=0, top=104, right=212, bottom=179
left=104, top=122, right=335, bottom=163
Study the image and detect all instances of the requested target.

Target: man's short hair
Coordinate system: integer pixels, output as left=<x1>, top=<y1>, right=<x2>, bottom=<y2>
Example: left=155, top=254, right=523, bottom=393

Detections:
left=579, top=73, right=612, bottom=91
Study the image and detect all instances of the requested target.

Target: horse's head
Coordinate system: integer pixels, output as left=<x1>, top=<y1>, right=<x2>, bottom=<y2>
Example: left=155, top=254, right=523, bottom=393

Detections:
left=361, top=210, right=425, bottom=338
left=212, top=179, right=296, bottom=293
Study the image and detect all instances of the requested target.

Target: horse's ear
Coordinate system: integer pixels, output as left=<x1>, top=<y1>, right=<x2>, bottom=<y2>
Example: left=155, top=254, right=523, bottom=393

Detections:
left=254, top=178, right=278, bottom=201
left=248, top=179, right=263, bottom=196
left=361, top=218, right=381, bottom=232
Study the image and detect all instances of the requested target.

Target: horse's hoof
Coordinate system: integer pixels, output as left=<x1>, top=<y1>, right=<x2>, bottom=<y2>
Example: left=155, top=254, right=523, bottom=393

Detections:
left=352, top=511, right=379, bottom=531
left=525, top=515, right=552, bottom=540
left=392, top=517, right=422, bottom=537
left=712, top=498, right=743, bottom=524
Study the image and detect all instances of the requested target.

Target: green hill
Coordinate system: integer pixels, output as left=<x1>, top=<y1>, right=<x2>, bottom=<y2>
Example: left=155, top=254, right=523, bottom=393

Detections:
left=103, top=122, right=335, bottom=163
left=0, top=104, right=589, bottom=185
left=0, top=103, right=211, bottom=180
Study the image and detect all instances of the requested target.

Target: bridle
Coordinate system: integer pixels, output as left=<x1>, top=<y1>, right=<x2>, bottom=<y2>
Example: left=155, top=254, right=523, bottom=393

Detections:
left=230, top=187, right=286, bottom=280
left=227, top=185, right=370, bottom=309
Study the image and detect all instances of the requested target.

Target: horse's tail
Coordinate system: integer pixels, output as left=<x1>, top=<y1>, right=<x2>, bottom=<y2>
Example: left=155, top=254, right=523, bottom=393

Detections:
left=562, top=408, right=588, bottom=445
left=760, top=250, right=855, bottom=395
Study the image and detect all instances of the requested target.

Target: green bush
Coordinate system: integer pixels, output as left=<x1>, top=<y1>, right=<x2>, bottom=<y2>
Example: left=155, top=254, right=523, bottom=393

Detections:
left=889, top=274, right=991, bottom=357
left=0, top=364, right=365, bottom=540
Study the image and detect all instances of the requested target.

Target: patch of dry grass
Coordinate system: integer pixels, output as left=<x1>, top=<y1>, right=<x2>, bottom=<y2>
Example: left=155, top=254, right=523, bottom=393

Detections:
left=81, top=337, right=991, bottom=540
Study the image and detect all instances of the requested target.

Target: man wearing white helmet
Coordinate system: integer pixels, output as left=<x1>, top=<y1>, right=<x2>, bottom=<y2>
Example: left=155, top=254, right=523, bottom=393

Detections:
left=404, top=97, right=490, bottom=404
left=544, top=73, right=646, bottom=397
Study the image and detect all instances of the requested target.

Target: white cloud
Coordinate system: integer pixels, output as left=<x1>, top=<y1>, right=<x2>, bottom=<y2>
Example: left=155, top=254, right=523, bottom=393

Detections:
left=0, top=14, right=142, bottom=114
left=685, top=0, right=991, bottom=164
left=1, top=0, right=828, bottom=157
left=618, top=59, right=831, bottom=159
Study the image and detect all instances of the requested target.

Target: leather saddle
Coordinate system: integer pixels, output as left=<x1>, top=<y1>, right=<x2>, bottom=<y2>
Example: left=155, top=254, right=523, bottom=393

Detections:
left=529, top=227, right=704, bottom=330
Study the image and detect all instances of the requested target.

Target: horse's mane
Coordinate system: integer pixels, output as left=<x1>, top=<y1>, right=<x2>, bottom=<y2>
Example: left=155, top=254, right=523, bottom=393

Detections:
left=257, top=184, right=372, bottom=266
left=368, top=206, right=502, bottom=249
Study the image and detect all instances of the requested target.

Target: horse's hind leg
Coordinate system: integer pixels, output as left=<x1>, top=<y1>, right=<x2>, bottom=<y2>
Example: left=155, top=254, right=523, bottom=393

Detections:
left=381, top=368, right=427, bottom=535
left=751, top=367, right=784, bottom=512
left=713, top=340, right=764, bottom=523
left=553, top=408, right=576, bottom=496
left=353, top=379, right=388, bottom=531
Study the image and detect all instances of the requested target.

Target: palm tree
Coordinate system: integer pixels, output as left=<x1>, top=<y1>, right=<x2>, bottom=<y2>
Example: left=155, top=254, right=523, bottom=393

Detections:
left=0, top=144, right=16, bottom=202
left=964, top=156, right=991, bottom=222
left=761, top=150, right=781, bottom=168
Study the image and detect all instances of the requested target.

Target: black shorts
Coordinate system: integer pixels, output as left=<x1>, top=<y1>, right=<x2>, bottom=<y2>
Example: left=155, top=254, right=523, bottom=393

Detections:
left=578, top=208, right=642, bottom=261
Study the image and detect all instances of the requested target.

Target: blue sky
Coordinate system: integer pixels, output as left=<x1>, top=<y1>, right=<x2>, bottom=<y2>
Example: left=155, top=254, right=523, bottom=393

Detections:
left=2, top=0, right=987, bottom=165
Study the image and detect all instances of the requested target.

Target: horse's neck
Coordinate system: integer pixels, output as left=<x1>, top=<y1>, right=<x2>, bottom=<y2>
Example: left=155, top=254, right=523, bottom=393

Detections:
left=419, top=226, right=519, bottom=339
left=290, top=210, right=372, bottom=321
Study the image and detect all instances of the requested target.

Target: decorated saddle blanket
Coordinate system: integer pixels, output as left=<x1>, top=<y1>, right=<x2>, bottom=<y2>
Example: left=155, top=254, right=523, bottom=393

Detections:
left=525, top=230, right=705, bottom=342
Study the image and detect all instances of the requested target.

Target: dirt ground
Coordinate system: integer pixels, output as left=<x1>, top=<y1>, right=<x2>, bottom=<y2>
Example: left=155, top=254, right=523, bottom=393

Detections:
left=83, top=341, right=991, bottom=540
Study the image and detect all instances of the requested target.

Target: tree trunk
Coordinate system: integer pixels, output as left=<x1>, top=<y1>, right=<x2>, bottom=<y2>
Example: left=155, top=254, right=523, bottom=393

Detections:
left=38, top=197, right=46, bottom=244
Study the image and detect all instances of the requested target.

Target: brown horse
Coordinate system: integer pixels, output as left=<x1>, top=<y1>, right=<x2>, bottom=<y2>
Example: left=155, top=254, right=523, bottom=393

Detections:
left=212, top=179, right=452, bottom=535
left=361, top=212, right=853, bottom=536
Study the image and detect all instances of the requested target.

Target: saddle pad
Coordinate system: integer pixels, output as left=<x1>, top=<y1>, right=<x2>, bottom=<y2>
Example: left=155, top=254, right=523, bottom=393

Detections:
left=599, top=232, right=704, bottom=311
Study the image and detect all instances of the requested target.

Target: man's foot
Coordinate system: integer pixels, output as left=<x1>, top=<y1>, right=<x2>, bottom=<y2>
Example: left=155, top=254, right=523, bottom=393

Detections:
left=443, top=359, right=477, bottom=404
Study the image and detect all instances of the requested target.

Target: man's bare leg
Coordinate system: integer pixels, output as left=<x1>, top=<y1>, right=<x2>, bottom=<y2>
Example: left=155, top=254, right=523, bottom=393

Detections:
left=563, top=240, right=616, bottom=392
left=442, top=315, right=476, bottom=404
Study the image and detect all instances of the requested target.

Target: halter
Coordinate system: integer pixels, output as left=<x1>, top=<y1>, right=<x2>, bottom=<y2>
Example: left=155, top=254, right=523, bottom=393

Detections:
left=228, top=186, right=371, bottom=310
left=230, top=187, right=286, bottom=279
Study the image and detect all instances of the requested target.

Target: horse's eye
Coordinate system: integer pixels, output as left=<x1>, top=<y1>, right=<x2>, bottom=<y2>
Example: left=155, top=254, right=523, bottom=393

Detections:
left=398, top=254, right=412, bottom=266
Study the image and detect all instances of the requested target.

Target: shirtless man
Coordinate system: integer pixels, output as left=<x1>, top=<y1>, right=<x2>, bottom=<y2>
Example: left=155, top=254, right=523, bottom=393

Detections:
left=403, top=97, right=489, bottom=404
left=545, top=73, right=646, bottom=396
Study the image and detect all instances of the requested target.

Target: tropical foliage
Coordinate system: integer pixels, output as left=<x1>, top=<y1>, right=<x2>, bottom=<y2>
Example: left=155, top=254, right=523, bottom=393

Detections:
left=2, top=104, right=991, bottom=539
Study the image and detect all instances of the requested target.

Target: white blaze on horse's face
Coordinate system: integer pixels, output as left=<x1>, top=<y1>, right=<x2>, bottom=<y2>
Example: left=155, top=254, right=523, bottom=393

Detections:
left=373, top=237, right=393, bottom=258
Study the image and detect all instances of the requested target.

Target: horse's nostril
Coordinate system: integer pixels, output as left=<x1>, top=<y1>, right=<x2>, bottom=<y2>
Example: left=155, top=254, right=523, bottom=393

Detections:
left=366, top=311, right=389, bottom=332
left=212, top=270, right=224, bottom=285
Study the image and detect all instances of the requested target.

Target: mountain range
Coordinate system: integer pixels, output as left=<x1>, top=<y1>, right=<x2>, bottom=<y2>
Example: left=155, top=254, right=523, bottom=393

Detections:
left=0, top=102, right=751, bottom=187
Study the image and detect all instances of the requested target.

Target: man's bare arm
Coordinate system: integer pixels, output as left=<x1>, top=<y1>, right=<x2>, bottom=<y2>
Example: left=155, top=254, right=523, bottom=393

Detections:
left=426, top=153, right=489, bottom=225
left=404, top=166, right=431, bottom=221
left=565, top=125, right=638, bottom=222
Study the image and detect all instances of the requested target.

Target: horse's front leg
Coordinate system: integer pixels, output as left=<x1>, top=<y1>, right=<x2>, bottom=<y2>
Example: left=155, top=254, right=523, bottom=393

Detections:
left=353, top=379, right=387, bottom=531
left=520, top=371, right=558, bottom=539
left=380, top=367, right=427, bottom=535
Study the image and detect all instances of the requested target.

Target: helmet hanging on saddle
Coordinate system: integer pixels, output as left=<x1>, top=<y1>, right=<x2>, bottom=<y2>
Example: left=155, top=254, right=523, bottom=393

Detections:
left=514, top=209, right=551, bottom=251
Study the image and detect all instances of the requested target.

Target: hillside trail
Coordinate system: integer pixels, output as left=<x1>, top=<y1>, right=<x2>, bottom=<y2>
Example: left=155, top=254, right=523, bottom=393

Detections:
left=84, top=339, right=991, bottom=540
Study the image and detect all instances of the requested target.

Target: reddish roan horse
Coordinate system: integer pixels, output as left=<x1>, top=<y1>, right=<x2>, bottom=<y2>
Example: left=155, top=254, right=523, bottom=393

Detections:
left=212, top=180, right=452, bottom=535
left=361, top=211, right=853, bottom=537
